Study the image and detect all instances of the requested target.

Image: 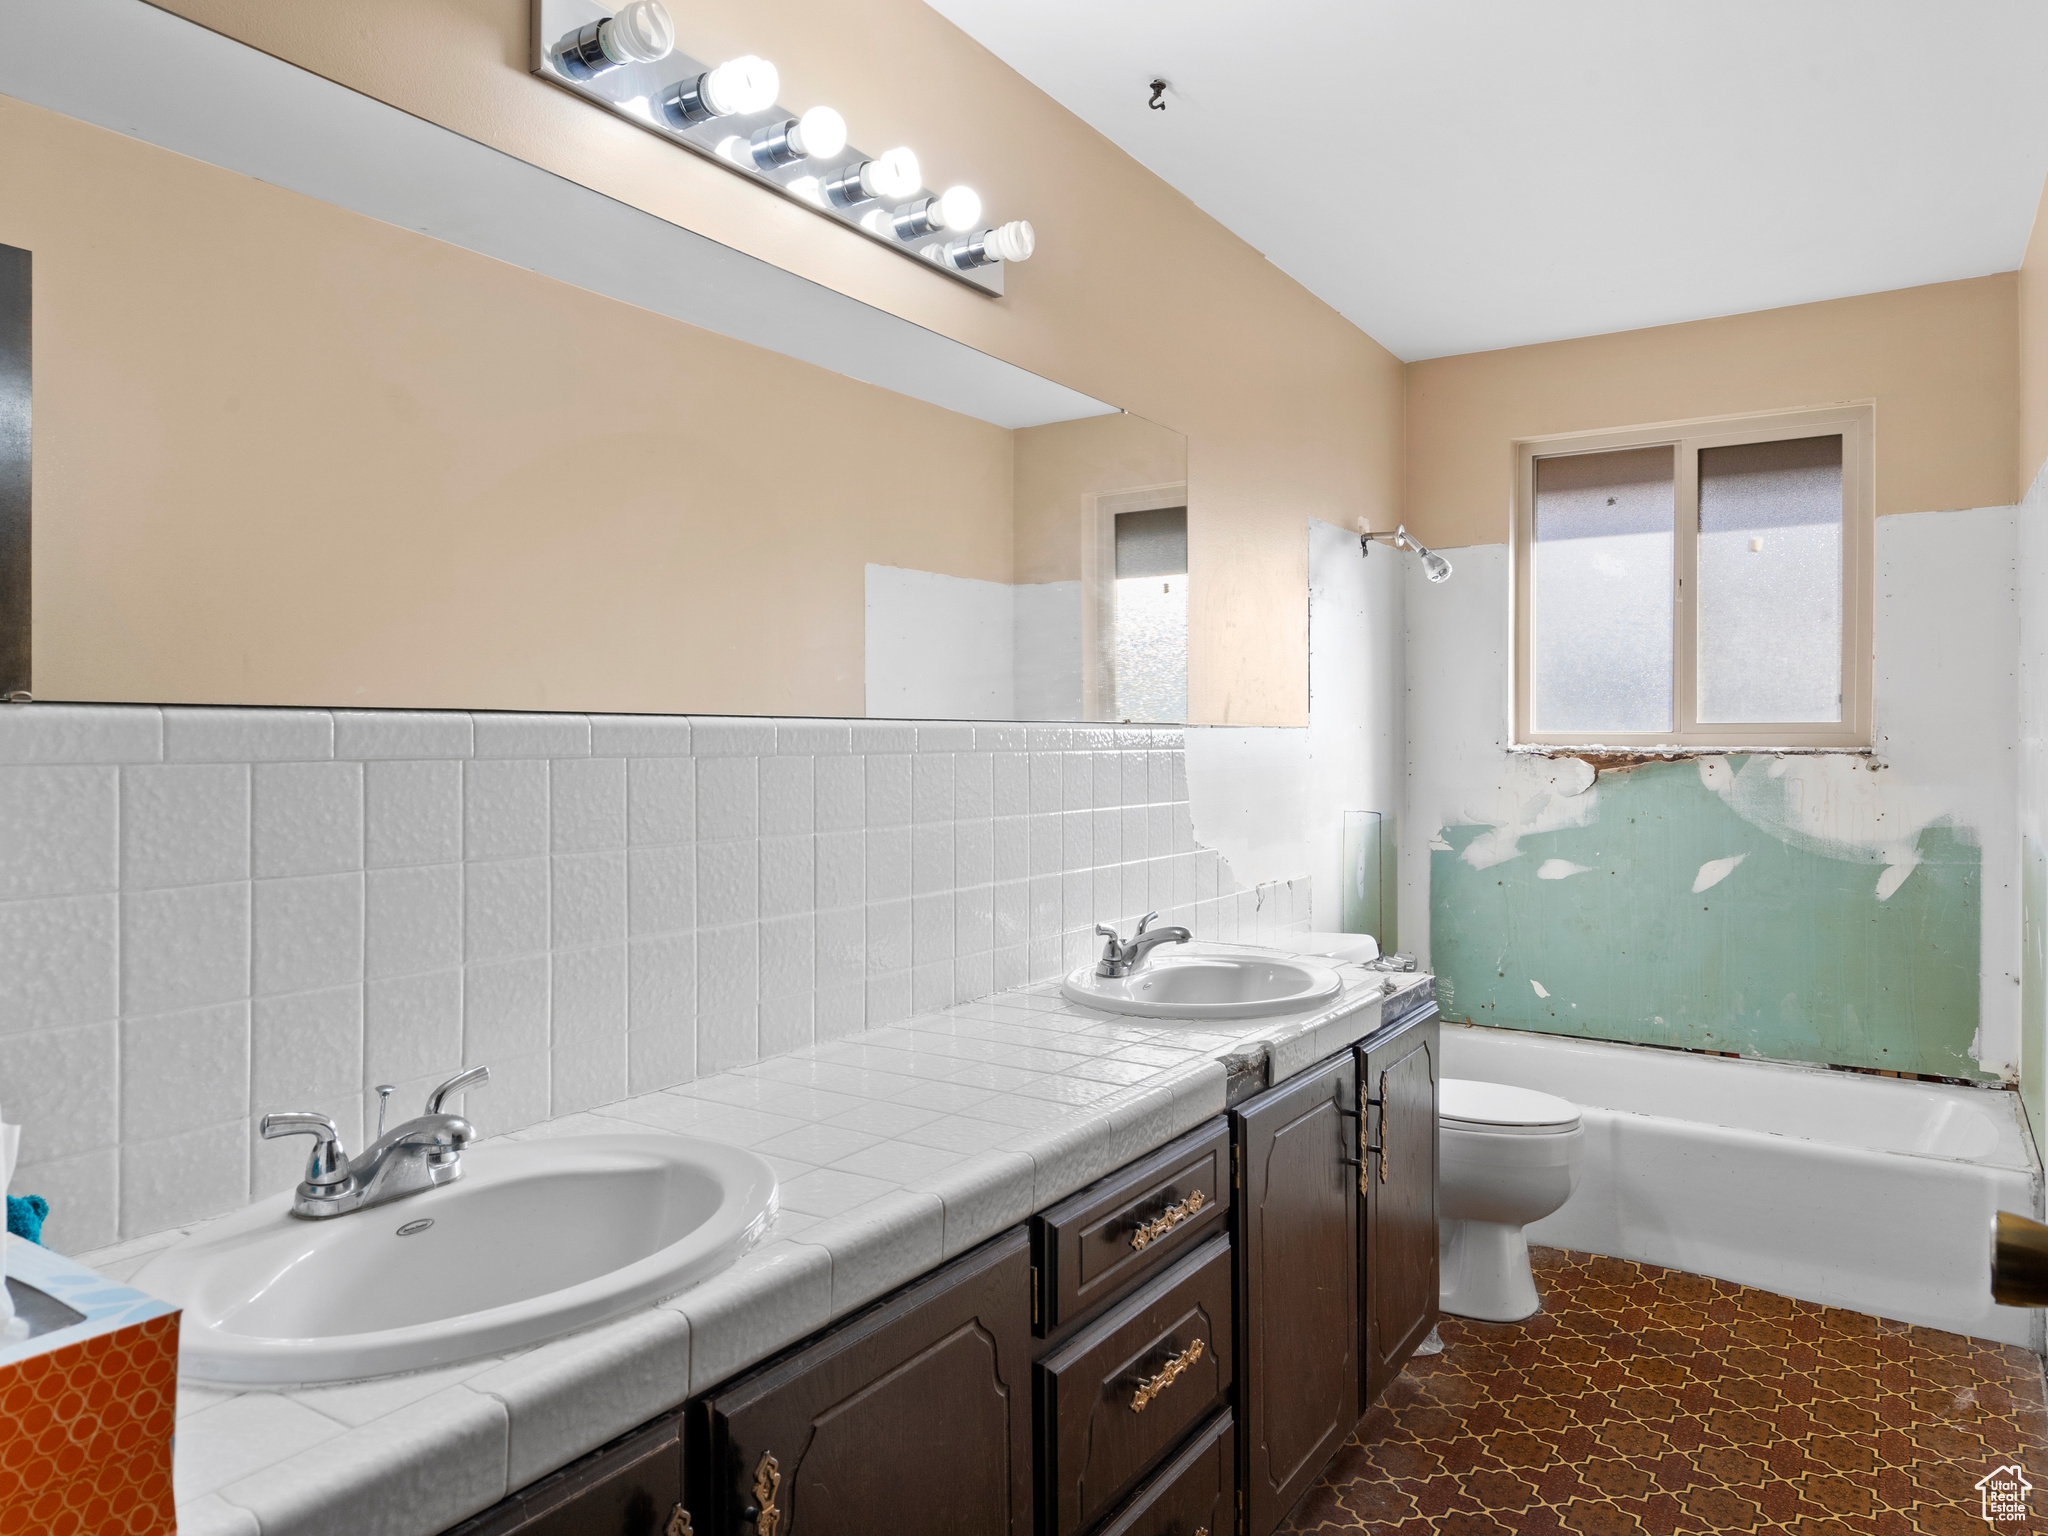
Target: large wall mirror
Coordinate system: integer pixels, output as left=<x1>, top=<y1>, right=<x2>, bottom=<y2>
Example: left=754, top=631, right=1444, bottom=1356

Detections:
left=0, top=11, right=1190, bottom=724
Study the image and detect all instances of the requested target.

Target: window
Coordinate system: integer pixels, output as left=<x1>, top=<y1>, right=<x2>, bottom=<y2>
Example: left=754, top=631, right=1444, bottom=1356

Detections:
left=1110, top=505, right=1188, bottom=723
left=1513, top=405, right=1872, bottom=749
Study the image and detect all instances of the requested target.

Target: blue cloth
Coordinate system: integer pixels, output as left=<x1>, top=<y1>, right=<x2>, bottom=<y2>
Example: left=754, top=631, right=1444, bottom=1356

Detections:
left=6, top=1193, right=47, bottom=1245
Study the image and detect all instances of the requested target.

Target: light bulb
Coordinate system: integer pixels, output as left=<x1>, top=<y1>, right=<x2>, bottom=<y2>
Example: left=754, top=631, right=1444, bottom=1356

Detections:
left=888, top=186, right=983, bottom=242
left=793, top=106, right=847, bottom=159
left=824, top=147, right=921, bottom=208
left=945, top=220, right=1035, bottom=269
left=749, top=105, right=849, bottom=170
left=986, top=220, right=1034, bottom=261
left=602, top=1, right=673, bottom=64
left=703, top=55, right=779, bottom=115
left=943, top=219, right=1036, bottom=270
left=936, top=186, right=982, bottom=232
left=861, top=148, right=921, bottom=201
left=662, top=54, right=779, bottom=127
left=554, top=0, right=674, bottom=80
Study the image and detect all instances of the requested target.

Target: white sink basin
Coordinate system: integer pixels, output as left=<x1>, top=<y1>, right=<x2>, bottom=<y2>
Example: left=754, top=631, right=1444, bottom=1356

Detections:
left=133, top=1134, right=776, bottom=1385
left=1062, top=951, right=1344, bottom=1019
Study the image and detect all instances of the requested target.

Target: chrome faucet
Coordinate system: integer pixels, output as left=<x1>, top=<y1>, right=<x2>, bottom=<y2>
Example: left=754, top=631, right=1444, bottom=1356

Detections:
left=261, top=1065, right=490, bottom=1220
left=1094, top=911, right=1192, bottom=978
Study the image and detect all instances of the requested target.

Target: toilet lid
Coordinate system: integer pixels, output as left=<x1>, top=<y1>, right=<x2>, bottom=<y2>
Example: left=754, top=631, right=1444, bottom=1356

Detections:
left=1439, top=1077, right=1581, bottom=1134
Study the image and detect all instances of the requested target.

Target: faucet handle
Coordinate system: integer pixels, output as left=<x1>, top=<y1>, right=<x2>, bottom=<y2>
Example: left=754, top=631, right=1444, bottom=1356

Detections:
left=1134, top=910, right=1160, bottom=937
left=426, top=1064, right=490, bottom=1116
left=259, top=1111, right=353, bottom=1192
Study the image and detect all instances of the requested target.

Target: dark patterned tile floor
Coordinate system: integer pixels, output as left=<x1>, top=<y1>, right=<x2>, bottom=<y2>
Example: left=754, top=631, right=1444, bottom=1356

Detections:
left=1279, top=1247, right=2048, bottom=1535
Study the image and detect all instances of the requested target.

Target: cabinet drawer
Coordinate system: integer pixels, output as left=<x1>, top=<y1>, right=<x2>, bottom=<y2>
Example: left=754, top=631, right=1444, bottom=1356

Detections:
left=1038, top=1233, right=1233, bottom=1536
left=1033, top=1117, right=1229, bottom=1334
left=1095, top=1409, right=1235, bottom=1536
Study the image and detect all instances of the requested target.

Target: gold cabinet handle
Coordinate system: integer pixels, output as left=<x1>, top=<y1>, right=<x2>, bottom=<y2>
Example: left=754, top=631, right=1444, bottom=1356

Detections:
left=666, top=1507, right=693, bottom=1536
left=1379, top=1069, right=1391, bottom=1187
left=1130, top=1337, right=1205, bottom=1412
left=1360, top=1070, right=1391, bottom=1196
left=1130, top=1188, right=1206, bottom=1251
left=747, top=1452, right=782, bottom=1536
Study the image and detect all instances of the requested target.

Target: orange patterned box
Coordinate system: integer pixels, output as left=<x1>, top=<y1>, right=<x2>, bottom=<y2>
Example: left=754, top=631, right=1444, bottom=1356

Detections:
left=0, top=1238, right=179, bottom=1536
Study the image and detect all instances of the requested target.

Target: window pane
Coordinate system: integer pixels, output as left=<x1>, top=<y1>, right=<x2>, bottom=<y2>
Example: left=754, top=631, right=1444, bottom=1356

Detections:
left=1114, top=573, right=1187, bottom=722
left=1530, top=446, right=1675, bottom=734
left=1696, top=435, right=1842, bottom=723
left=1111, top=507, right=1188, bottom=722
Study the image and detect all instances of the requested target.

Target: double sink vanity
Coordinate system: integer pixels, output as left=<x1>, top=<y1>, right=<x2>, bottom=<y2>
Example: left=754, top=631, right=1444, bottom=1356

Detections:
left=114, top=944, right=1440, bottom=1536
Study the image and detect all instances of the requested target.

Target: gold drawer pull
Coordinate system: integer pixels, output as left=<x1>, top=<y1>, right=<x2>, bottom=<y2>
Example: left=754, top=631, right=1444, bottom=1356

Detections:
left=748, top=1452, right=782, bottom=1536
left=1130, top=1337, right=1205, bottom=1412
left=1130, top=1189, right=1205, bottom=1251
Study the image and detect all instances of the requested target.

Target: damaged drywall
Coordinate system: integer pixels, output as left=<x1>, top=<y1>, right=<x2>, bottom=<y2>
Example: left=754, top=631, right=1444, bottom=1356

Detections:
left=1431, top=757, right=1989, bottom=1078
left=1407, top=506, right=2019, bottom=1082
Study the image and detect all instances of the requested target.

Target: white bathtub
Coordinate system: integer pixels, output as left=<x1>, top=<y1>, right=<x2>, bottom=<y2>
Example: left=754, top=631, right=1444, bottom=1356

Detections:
left=1440, top=1023, right=2044, bottom=1347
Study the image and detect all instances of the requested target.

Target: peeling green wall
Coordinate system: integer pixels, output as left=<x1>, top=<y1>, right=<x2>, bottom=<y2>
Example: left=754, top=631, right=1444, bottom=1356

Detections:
left=1430, top=760, right=1988, bottom=1079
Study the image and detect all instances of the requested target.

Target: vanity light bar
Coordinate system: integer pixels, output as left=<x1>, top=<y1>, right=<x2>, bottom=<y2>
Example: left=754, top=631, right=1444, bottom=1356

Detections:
left=530, top=1, right=1034, bottom=297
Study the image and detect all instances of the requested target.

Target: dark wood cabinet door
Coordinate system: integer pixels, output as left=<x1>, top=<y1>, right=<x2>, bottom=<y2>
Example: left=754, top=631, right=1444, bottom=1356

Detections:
left=1359, top=1011, right=1440, bottom=1407
left=1233, top=1052, right=1359, bottom=1536
left=440, top=1409, right=684, bottom=1536
left=696, top=1229, right=1033, bottom=1536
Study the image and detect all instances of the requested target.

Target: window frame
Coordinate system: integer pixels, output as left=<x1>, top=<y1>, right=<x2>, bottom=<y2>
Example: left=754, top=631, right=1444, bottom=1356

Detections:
left=1511, top=403, right=1875, bottom=751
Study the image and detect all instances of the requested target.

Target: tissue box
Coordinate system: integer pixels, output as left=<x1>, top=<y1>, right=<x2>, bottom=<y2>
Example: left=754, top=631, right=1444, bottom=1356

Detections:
left=0, top=1239, right=179, bottom=1536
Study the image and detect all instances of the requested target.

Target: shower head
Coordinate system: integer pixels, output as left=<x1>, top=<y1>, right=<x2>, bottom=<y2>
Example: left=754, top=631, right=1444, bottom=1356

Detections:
left=1359, top=523, right=1453, bottom=583
left=1410, top=536, right=1453, bottom=584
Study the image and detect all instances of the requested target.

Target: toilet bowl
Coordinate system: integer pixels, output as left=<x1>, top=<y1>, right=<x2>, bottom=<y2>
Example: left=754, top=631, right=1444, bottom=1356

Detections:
left=1438, top=1078, right=1583, bottom=1322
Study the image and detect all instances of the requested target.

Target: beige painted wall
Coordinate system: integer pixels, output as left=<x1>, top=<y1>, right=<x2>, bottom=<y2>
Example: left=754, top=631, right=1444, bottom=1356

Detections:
left=142, top=0, right=1406, bottom=726
left=2020, top=173, right=2048, bottom=493
left=1407, top=275, right=2019, bottom=550
left=1013, top=414, right=1186, bottom=586
left=4, top=96, right=1017, bottom=714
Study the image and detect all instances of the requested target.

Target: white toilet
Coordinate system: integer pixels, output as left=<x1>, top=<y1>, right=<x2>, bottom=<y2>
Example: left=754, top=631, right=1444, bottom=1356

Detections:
left=1437, top=1078, right=1584, bottom=1322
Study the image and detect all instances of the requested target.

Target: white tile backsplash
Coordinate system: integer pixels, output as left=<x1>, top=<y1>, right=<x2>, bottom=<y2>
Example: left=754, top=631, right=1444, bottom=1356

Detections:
left=0, top=1020, right=116, bottom=1160
left=365, top=759, right=463, bottom=868
left=122, top=765, right=249, bottom=892
left=252, top=761, right=362, bottom=877
left=2, top=765, right=118, bottom=899
left=0, top=704, right=1304, bottom=1246
left=122, top=1002, right=249, bottom=1141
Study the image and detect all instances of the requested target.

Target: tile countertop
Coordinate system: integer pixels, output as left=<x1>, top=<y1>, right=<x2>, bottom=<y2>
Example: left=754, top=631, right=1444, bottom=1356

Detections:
left=80, top=946, right=1435, bottom=1536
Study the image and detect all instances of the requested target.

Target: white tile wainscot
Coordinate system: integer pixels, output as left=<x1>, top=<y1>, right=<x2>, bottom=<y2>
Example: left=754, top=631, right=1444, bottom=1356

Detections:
left=82, top=961, right=1434, bottom=1536
left=0, top=704, right=1313, bottom=1254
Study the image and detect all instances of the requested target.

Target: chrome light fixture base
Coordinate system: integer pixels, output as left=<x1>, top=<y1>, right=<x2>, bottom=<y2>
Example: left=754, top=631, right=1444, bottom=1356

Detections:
left=532, top=0, right=1007, bottom=296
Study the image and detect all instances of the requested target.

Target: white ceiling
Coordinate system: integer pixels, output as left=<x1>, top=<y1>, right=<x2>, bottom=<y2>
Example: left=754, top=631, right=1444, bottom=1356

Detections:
left=926, top=0, right=2048, bottom=360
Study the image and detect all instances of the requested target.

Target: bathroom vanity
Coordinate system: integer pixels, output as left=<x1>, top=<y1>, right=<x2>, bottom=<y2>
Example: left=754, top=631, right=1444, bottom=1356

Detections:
left=435, top=988, right=1439, bottom=1536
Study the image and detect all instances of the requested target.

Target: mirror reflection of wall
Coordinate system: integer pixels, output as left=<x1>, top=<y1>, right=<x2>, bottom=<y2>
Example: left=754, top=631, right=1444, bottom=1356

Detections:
left=2, top=63, right=1191, bottom=724
left=863, top=410, right=1188, bottom=722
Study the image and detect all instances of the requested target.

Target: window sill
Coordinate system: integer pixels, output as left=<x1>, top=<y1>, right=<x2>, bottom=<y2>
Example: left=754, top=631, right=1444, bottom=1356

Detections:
left=1509, top=743, right=1877, bottom=766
